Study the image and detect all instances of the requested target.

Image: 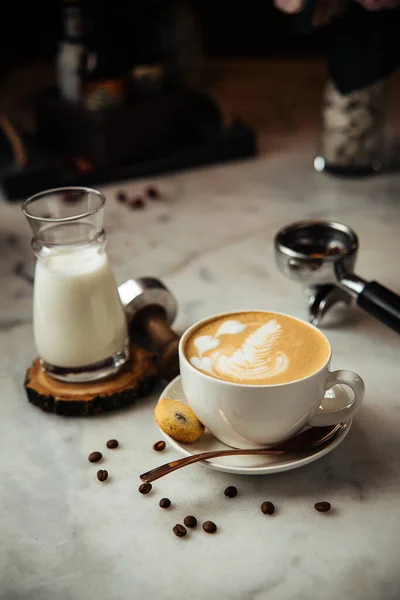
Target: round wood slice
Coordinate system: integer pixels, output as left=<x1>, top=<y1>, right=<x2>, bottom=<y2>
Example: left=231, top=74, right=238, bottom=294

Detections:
left=24, top=344, right=158, bottom=416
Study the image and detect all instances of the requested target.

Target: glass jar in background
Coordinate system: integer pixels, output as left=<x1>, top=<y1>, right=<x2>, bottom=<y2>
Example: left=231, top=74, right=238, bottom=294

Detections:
left=315, top=78, right=388, bottom=175
left=22, top=187, right=129, bottom=383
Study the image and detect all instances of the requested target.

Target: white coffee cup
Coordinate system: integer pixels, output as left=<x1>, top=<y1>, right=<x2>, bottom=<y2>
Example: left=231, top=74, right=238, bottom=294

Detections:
left=179, top=310, right=365, bottom=449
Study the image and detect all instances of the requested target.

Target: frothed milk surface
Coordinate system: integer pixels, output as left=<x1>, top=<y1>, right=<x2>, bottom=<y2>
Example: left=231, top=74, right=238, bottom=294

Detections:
left=34, top=245, right=127, bottom=367
left=184, top=311, right=330, bottom=385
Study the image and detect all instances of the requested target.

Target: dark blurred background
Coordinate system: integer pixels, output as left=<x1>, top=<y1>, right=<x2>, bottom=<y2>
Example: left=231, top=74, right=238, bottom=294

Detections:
left=0, top=1, right=326, bottom=199
left=0, top=1, right=322, bottom=79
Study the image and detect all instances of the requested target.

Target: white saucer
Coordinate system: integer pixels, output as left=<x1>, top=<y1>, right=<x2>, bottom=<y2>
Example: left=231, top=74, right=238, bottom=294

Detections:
left=157, top=376, right=352, bottom=476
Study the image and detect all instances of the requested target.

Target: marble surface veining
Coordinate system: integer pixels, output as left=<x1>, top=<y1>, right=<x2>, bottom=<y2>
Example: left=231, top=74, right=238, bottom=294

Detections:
left=1, top=124, right=400, bottom=599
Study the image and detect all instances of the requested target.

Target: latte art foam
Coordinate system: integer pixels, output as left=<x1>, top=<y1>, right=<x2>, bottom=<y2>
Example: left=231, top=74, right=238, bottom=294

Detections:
left=191, top=319, right=289, bottom=381
left=184, top=312, right=330, bottom=385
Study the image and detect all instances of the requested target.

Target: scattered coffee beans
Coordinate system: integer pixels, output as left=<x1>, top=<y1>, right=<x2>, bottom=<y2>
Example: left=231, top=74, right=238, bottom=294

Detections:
left=97, top=470, right=108, bottom=482
left=203, top=521, right=217, bottom=534
left=184, top=515, right=197, bottom=528
left=261, top=501, right=275, bottom=515
left=314, top=501, right=331, bottom=512
left=173, top=524, right=187, bottom=538
left=106, top=439, right=119, bottom=449
left=138, top=483, right=152, bottom=495
left=88, top=452, right=102, bottom=463
left=153, top=440, right=166, bottom=452
left=159, top=498, right=171, bottom=509
left=224, top=486, right=238, bottom=498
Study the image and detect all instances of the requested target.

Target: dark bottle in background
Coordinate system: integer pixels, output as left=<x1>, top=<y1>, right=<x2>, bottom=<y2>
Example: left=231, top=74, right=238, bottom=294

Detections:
left=57, top=0, right=84, bottom=102
left=160, top=1, right=203, bottom=90
left=128, top=1, right=166, bottom=97
left=127, top=1, right=203, bottom=98
left=80, top=0, right=126, bottom=110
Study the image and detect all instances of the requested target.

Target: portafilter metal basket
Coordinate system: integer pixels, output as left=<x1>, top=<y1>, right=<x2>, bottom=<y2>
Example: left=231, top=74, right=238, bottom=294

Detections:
left=275, top=219, right=400, bottom=333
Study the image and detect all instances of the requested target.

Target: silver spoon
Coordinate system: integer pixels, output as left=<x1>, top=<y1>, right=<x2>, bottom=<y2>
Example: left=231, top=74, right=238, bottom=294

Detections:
left=140, top=423, right=347, bottom=482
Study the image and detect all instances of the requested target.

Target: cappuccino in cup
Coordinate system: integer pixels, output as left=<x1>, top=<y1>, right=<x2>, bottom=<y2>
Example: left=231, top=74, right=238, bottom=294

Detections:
left=179, top=310, right=365, bottom=449
left=184, top=311, right=330, bottom=386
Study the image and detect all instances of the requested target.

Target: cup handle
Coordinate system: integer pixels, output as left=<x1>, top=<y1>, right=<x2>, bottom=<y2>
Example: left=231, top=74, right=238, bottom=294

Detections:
left=308, top=370, right=365, bottom=427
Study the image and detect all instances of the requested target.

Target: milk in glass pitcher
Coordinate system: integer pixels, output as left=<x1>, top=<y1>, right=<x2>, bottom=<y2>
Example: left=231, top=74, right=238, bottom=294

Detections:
left=22, top=187, right=129, bottom=382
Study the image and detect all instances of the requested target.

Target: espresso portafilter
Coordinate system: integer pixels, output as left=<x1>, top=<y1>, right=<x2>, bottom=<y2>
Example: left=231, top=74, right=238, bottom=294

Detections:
left=274, top=220, right=400, bottom=334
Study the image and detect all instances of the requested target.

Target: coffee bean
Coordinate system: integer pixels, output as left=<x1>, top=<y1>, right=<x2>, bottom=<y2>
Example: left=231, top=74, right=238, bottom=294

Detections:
left=153, top=440, right=166, bottom=452
left=106, top=439, right=119, bottom=449
left=159, top=498, right=171, bottom=509
left=261, top=501, right=275, bottom=515
left=88, top=452, right=102, bottom=463
left=203, top=521, right=217, bottom=534
left=97, top=470, right=108, bottom=482
left=224, top=486, right=238, bottom=498
left=129, top=197, right=145, bottom=210
left=184, top=515, right=197, bottom=528
left=173, top=524, right=187, bottom=538
left=146, top=185, right=160, bottom=199
left=116, top=191, right=127, bottom=203
left=314, top=501, right=331, bottom=512
left=62, top=190, right=82, bottom=203
left=138, top=482, right=152, bottom=495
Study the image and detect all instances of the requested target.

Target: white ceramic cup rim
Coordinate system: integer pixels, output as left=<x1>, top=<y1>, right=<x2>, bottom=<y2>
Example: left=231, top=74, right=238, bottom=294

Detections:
left=178, top=309, right=332, bottom=389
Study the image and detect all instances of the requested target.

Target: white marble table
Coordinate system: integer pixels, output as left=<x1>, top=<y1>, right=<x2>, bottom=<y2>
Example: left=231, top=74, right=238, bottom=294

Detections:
left=1, top=145, right=400, bottom=600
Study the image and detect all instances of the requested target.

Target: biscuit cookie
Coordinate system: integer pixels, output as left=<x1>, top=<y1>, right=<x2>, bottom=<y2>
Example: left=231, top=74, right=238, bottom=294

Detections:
left=154, top=398, right=204, bottom=443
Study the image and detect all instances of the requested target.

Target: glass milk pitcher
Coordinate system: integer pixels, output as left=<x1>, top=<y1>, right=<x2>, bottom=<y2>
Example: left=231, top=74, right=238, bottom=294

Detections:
left=22, top=187, right=129, bottom=383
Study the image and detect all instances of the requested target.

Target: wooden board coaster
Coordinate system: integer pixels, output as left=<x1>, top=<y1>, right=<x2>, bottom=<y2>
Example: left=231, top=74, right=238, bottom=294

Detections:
left=24, top=344, right=158, bottom=416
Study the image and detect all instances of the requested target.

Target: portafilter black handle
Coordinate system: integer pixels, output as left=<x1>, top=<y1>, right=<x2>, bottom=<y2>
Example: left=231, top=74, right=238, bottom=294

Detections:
left=357, top=281, right=400, bottom=334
